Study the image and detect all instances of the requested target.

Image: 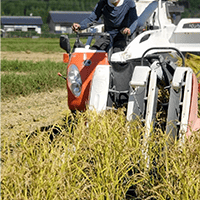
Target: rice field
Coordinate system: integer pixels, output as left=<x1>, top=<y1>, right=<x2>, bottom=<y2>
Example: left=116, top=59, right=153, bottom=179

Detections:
left=1, top=59, right=66, bottom=99
left=1, top=38, right=200, bottom=199
left=1, top=109, right=200, bottom=199
left=1, top=37, right=86, bottom=53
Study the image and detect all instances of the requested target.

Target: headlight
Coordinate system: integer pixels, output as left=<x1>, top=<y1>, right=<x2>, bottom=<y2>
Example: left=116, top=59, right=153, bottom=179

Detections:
left=67, top=64, right=82, bottom=97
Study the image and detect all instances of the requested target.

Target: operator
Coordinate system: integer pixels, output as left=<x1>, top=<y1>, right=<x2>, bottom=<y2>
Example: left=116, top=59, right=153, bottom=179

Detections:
left=72, top=0, right=138, bottom=53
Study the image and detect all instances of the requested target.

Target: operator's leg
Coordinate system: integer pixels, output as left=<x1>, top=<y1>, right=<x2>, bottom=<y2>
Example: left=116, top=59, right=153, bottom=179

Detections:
left=90, top=35, right=110, bottom=51
left=113, top=35, right=127, bottom=53
left=113, top=39, right=127, bottom=53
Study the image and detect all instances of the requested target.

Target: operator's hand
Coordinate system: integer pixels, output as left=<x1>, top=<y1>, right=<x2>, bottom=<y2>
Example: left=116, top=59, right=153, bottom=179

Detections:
left=121, top=28, right=131, bottom=36
left=72, top=23, right=81, bottom=33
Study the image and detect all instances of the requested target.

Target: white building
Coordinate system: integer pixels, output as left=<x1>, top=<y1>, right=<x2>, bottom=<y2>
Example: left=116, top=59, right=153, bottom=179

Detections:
left=1, top=16, right=43, bottom=34
left=47, top=11, right=102, bottom=34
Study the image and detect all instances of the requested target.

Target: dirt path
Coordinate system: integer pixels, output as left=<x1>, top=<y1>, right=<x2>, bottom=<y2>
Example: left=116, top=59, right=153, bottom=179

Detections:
left=1, top=89, right=68, bottom=135
left=1, top=51, right=64, bottom=62
left=1, top=52, right=69, bottom=137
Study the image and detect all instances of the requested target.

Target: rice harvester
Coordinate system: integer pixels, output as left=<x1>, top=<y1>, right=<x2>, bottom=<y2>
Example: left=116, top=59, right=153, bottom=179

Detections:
left=59, top=0, right=200, bottom=141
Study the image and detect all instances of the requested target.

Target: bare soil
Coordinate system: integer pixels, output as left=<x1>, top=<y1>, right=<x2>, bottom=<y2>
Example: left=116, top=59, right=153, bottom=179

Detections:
left=1, top=51, right=64, bottom=62
left=1, top=89, right=68, bottom=134
left=1, top=51, right=69, bottom=137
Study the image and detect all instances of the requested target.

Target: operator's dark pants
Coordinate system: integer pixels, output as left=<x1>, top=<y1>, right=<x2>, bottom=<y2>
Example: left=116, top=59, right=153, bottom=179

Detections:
left=90, top=34, right=127, bottom=53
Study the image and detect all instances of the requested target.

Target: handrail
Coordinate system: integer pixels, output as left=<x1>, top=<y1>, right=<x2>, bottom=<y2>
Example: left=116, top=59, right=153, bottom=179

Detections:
left=141, top=47, right=185, bottom=66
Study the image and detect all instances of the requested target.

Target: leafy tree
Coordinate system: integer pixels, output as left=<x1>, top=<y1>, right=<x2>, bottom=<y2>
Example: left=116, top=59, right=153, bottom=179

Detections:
left=1, top=0, right=199, bottom=25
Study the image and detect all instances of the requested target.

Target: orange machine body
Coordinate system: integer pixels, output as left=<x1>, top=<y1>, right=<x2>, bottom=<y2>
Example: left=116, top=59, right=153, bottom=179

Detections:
left=63, top=51, right=109, bottom=111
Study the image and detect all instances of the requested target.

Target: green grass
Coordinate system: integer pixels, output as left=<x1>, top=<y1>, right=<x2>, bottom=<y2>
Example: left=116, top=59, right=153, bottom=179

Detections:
left=1, top=109, right=200, bottom=199
left=1, top=59, right=67, bottom=99
left=1, top=38, right=88, bottom=53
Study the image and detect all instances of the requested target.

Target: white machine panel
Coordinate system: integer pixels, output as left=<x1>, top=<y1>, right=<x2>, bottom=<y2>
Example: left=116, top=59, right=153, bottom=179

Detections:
left=88, top=65, right=110, bottom=112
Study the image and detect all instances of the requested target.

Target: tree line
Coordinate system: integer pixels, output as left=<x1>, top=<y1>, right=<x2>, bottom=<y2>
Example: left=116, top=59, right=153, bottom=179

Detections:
left=1, top=0, right=200, bottom=25
left=1, top=0, right=99, bottom=24
left=177, top=0, right=200, bottom=18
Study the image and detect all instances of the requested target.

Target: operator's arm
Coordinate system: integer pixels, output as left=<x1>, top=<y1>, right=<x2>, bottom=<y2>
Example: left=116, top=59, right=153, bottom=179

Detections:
left=120, top=1, right=138, bottom=36
left=79, top=0, right=105, bottom=30
left=128, top=6, right=138, bottom=34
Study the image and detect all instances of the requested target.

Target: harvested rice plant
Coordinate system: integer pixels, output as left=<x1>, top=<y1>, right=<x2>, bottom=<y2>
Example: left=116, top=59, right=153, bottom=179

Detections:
left=1, top=109, right=200, bottom=199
